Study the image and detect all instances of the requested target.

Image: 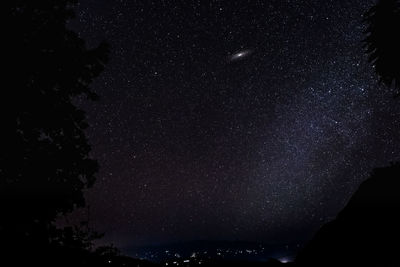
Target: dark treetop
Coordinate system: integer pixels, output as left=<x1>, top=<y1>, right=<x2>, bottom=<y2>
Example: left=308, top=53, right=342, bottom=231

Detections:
left=2, top=1, right=108, bottom=263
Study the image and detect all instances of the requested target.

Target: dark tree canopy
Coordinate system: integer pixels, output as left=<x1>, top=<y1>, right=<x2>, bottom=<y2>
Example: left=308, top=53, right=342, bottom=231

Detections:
left=364, top=0, right=400, bottom=94
left=1, top=0, right=108, bottom=252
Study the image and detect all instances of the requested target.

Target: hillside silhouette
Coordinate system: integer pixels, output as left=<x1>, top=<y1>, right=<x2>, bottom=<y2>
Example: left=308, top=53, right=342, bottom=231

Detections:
left=296, top=163, right=400, bottom=267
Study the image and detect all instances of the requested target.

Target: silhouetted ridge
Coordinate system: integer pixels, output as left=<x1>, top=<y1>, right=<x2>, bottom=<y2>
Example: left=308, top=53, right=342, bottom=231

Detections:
left=296, top=163, right=400, bottom=267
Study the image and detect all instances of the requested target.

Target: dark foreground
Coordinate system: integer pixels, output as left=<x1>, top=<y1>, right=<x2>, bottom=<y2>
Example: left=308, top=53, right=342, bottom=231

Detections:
left=2, top=164, right=398, bottom=267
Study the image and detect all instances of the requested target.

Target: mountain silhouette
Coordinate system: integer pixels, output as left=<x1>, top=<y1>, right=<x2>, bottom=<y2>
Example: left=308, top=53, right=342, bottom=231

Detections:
left=296, top=163, right=400, bottom=267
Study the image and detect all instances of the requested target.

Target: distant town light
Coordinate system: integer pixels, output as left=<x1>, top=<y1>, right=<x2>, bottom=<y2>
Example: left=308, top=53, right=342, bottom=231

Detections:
left=279, top=257, right=291, bottom=263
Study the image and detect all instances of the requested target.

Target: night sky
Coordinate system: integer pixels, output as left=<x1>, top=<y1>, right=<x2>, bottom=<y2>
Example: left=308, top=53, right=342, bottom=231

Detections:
left=68, top=0, right=400, bottom=249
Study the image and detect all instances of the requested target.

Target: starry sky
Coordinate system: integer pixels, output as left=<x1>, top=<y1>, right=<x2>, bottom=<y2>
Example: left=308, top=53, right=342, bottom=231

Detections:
left=68, top=0, right=400, bottom=249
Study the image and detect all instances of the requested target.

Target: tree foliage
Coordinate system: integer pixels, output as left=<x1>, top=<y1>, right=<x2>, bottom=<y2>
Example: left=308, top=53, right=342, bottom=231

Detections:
left=364, top=0, right=400, bottom=95
left=1, top=0, right=108, bottom=253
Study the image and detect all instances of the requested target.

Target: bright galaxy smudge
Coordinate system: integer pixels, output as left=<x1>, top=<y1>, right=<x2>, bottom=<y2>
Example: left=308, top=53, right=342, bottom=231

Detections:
left=229, top=49, right=252, bottom=61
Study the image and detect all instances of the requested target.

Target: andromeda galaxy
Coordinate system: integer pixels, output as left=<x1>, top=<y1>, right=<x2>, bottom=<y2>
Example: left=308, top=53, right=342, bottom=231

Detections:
left=229, top=49, right=252, bottom=61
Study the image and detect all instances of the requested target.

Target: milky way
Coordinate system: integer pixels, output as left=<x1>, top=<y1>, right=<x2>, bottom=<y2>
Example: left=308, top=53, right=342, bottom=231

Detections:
left=69, top=0, right=400, bottom=249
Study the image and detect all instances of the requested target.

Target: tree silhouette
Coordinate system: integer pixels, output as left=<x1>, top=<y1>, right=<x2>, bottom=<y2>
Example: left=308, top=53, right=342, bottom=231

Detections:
left=1, top=0, right=108, bottom=262
left=364, top=0, right=400, bottom=95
